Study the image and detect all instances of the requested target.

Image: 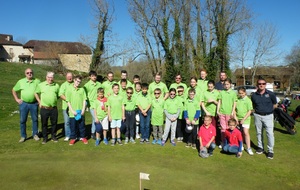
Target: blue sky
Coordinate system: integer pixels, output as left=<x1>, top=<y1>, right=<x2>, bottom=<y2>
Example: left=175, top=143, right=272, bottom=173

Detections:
left=1, top=0, right=299, bottom=65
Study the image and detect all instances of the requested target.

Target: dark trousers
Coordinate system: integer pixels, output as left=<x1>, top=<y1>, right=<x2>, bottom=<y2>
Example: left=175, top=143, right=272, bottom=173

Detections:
left=70, top=117, right=85, bottom=139
left=125, top=110, right=136, bottom=138
left=40, top=107, right=58, bottom=140
left=186, top=124, right=198, bottom=144
left=176, top=118, right=185, bottom=138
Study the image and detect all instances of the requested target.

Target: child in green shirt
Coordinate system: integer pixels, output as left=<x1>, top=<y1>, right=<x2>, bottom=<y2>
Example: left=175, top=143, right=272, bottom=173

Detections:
left=176, top=85, right=186, bottom=142
left=151, top=88, right=164, bottom=145
left=123, top=87, right=136, bottom=144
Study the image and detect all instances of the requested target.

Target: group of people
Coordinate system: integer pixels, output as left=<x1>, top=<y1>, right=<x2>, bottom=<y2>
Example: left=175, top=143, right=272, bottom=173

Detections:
left=12, top=68, right=277, bottom=159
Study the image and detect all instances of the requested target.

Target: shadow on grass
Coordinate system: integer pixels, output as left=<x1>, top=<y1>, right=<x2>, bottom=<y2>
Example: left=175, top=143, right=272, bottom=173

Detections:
left=274, top=126, right=290, bottom=135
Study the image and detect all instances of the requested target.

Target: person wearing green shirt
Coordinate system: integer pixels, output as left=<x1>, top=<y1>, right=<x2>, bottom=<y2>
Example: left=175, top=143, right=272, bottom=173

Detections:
left=59, top=72, right=73, bottom=141
left=151, top=88, right=164, bottom=145
left=133, top=82, right=142, bottom=139
left=35, top=72, right=60, bottom=144
left=118, top=70, right=133, bottom=88
left=67, top=76, right=88, bottom=145
left=84, top=70, right=102, bottom=139
left=183, top=88, right=201, bottom=149
left=186, top=77, right=202, bottom=102
left=169, top=73, right=188, bottom=94
left=161, top=88, right=181, bottom=146
left=102, top=71, right=116, bottom=97
left=148, top=73, right=169, bottom=100
left=197, top=69, right=209, bottom=93
left=235, top=87, right=253, bottom=155
left=12, top=68, right=41, bottom=143
left=176, top=86, right=186, bottom=142
left=119, top=79, right=128, bottom=98
left=123, top=87, right=136, bottom=144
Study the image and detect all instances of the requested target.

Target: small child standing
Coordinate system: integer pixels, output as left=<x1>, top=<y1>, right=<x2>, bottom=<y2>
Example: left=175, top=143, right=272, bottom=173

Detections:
left=123, top=87, right=136, bottom=144
left=235, top=87, right=253, bottom=155
left=176, top=85, right=186, bottom=142
left=183, top=88, right=201, bottom=149
left=93, top=88, right=109, bottom=146
left=162, top=88, right=181, bottom=146
left=198, top=115, right=216, bottom=157
left=151, top=88, right=164, bottom=145
left=134, top=82, right=142, bottom=139
left=107, top=84, right=125, bottom=146
left=222, top=118, right=243, bottom=158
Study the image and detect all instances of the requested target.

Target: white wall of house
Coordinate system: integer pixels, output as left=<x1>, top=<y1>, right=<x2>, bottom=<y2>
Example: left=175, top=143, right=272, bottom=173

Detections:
left=34, top=59, right=59, bottom=65
left=59, top=54, right=91, bottom=73
left=0, top=45, right=32, bottom=62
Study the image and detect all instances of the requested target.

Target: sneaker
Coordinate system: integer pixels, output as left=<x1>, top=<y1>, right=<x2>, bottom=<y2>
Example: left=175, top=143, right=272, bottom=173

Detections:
left=145, top=139, right=150, bottom=144
left=42, top=139, right=47, bottom=145
left=140, top=139, right=144, bottom=144
left=256, top=148, right=264, bottom=154
left=171, top=140, right=176, bottom=146
left=130, top=138, right=136, bottom=144
left=69, top=139, right=76, bottom=145
left=156, top=139, right=162, bottom=145
left=111, top=139, right=116, bottom=146
left=236, top=153, right=241, bottom=158
left=185, top=143, right=191, bottom=148
left=103, top=138, right=109, bottom=145
left=124, top=137, right=129, bottom=144
left=246, top=148, right=254, bottom=156
left=81, top=138, right=88, bottom=144
left=161, top=140, right=166, bottom=146
left=19, top=137, right=25, bottom=143
left=242, top=146, right=244, bottom=151
left=177, top=137, right=182, bottom=142
left=267, top=152, right=274, bottom=159
left=33, top=135, right=40, bottom=141
left=95, top=139, right=100, bottom=146
left=51, top=137, right=58, bottom=143
left=218, top=145, right=222, bottom=149
left=192, top=144, right=196, bottom=149
left=208, top=152, right=213, bottom=156
left=152, top=139, right=157, bottom=144
left=117, top=139, right=123, bottom=145
left=136, top=133, right=140, bottom=139
left=64, top=137, right=70, bottom=142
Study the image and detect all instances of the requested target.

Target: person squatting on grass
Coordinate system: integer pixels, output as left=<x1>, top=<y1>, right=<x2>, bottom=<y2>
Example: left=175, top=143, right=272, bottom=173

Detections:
left=12, top=68, right=41, bottom=143
left=66, top=75, right=88, bottom=145
left=217, top=78, right=237, bottom=148
left=107, top=83, right=125, bottom=146
left=222, top=118, right=243, bottom=158
left=235, top=87, right=254, bottom=155
left=93, top=87, right=109, bottom=146
left=161, top=88, right=182, bottom=146
left=198, top=115, right=216, bottom=157
left=123, top=87, right=136, bottom=144
left=151, top=88, right=164, bottom=145
left=136, top=83, right=152, bottom=144
left=184, top=88, right=201, bottom=149
left=34, top=71, right=60, bottom=144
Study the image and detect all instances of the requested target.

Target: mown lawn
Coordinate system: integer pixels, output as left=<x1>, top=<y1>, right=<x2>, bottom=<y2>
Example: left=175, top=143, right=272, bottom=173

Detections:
left=0, top=62, right=300, bottom=190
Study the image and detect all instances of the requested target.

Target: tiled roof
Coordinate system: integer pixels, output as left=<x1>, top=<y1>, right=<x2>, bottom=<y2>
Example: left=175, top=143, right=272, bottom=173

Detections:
left=0, top=34, right=23, bottom=46
left=234, top=66, right=294, bottom=76
left=23, top=40, right=91, bottom=54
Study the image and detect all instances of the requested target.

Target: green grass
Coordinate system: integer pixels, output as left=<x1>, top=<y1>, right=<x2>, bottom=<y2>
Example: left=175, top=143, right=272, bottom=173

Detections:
left=1, top=62, right=300, bottom=190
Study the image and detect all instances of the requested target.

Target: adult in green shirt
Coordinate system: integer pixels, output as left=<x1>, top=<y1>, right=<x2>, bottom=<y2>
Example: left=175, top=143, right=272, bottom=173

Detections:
left=59, top=72, right=73, bottom=141
left=84, top=70, right=102, bottom=139
left=118, top=70, right=133, bottom=88
left=12, top=68, right=41, bottom=143
left=148, top=73, right=169, bottom=100
left=102, top=71, right=116, bottom=97
left=35, top=72, right=60, bottom=144
left=197, top=69, right=209, bottom=93
left=169, top=73, right=188, bottom=94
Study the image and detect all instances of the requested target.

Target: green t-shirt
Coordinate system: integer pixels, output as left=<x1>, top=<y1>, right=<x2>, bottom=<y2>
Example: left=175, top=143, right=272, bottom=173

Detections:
left=13, top=77, right=41, bottom=103
left=218, top=89, right=237, bottom=115
left=197, top=79, right=208, bottom=93
left=123, top=97, right=137, bottom=111
left=35, top=81, right=60, bottom=107
left=202, top=89, right=219, bottom=116
left=151, top=98, right=165, bottom=126
left=236, top=96, right=253, bottom=124
left=136, top=93, right=152, bottom=110
left=66, top=86, right=87, bottom=118
left=118, top=80, right=133, bottom=88
left=119, top=88, right=127, bottom=99
left=102, top=80, right=117, bottom=97
left=184, top=98, right=201, bottom=124
left=107, top=94, right=124, bottom=119
left=164, top=97, right=181, bottom=114
left=93, top=97, right=108, bottom=120
left=84, top=80, right=102, bottom=107
left=186, top=86, right=202, bottom=102
left=59, top=81, right=73, bottom=110
left=169, top=82, right=188, bottom=92
left=148, top=81, right=168, bottom=99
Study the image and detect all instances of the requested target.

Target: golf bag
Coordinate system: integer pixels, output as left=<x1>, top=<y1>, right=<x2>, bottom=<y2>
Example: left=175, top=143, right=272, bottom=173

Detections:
left=274, top=108, right=297, bottom=135
left=291, top=105, right=300, bottom=120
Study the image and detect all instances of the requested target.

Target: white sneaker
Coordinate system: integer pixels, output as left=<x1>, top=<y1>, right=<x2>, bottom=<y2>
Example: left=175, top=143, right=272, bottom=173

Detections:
left=242, top=146, right=244, bottom=151
left=135, top=133, right=140, bottom=139
left=64, top=137, right=70, bottom=142
left=246, top=148, right=254, bottom=156
left=218, top=145, right=222, bottom=149
left=33, top=135, right=40, bottom=141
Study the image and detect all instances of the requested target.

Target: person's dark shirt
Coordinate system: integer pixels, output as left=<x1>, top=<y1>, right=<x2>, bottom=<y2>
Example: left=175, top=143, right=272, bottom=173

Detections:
left=215, top=81, right=224, bottom=90
left=251, top=89, right=277, bottom=114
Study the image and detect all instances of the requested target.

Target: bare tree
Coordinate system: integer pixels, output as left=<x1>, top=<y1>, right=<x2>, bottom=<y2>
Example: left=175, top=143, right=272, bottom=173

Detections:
left=285, top=40, right=300, bottom=87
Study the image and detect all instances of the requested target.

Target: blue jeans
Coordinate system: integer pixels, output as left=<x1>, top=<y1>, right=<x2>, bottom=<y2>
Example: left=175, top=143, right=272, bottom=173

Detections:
left=19, top=102, right=38, bottom=138
left=207, top=142, right=216, bottom=154
left=223, top=144, right=239, bottom=154
left=125, top=110, right=135, bottom=138
left=63, top=109, right=70, bottom=138
left=70, top=117, right=85, bottom=139
left=139, top=110, right=151, bottom=139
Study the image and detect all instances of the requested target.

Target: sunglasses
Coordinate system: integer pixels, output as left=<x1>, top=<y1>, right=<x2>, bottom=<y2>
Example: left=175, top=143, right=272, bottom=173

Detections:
left=177, top=90, right=183, bottom=93
left=26, top=72, right=33, bottom=74
left=175, top=77, right=181, bottom=79
left=170, top=93, right=176, bottom=95
left=154, top=92, right=160, bottom=95
left=258, top=83, right=266, bottom=85
left=127, top=92, right=133, bottom=94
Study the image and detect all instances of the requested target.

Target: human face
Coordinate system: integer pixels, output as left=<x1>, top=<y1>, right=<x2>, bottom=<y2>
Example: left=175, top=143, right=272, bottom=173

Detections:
left=25, top=69, right=33, bottom=80
left=223, top=81, right=231, bottom=90
left=154, top=91, right=161, bottom=98
left=188, top=92, right=195, bottom=99
left=177, top=88, right=184, bottom=96
left=175, top=75, right=182, bottom=84
left=228, top=121, right=236, bottom=130
left=90, top=74, right=97, bottom=82
left=121, top=82, right=127, bottom=90
left=126, top=90, right=133, bottom=98
left=142, top=88, right=148, bottom=94
left=203, top=117, right=212, bottom=127
left=207, top=83, right=214, bottom=92
left=220, top=72, right=227, bottom=81
left=169, top=91, right=176, bottom=99
left=46, top=74, right=54, bottom=84
left=133, top=78, right=140, bottom=84
left=107, top=73, right=114, bottom=82
left=257, top=80, right=266, bottom=91
left=200, top=71, right=207, bottom=80
left=135, top=84, right=141, bottom=92
left=112, top=85, right=119, bottom=94
left=155, top=75, right=161, bottom=83
left=238, top=90, right=246, bottom=99
left=73, top=78, right=82, bottom=88
left=190, top=79, right=197, bottom=88
left=121, top=72, right=127, bottom=79
left=66, top=73, right=73, bottom=83
left=98, top=92, right=104, bottom=99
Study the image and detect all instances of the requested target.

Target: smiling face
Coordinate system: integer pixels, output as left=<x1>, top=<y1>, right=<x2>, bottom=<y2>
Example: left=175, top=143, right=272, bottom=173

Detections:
left=155, top=75, right=161, bottom=83
left=175, top=75, right=182, bottom=84
left=228, top=121, right=236, bottom=130
left=25, top=68, right=33, bottom=80
left=257, top=79, right=266, bottom=92
left=200, top=71, right=207, bottom=80
left=223, top=81, right=231, bottom=90
left=190, top=78, right=197, bottom=88
left=66, top=72, right=73, bottom=83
